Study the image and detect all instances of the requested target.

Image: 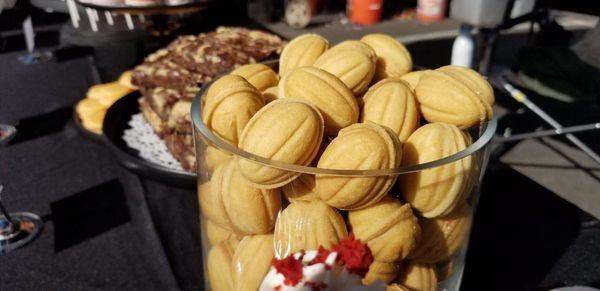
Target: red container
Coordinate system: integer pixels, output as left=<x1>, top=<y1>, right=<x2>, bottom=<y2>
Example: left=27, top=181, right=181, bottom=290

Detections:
left=310, top=0, right=319, bottom=14
left=348, top=0, right=383, bottom=26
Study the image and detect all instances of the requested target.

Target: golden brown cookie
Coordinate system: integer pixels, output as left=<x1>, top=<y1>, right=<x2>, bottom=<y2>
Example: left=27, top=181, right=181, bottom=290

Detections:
left=203, top=160, right=281, bottom=235
left=361, top=34, right=412, bottom=81
left=279, top=34, right=329, bottom=77
left=237, top=99, right=324, bottom=188
left=395, top=262, right=438, bottom=291
left=87, top=82, right=134, bottom=107
left=323, top=40, right=378, bottom=64
left=415, top=69, right=492, bottom=129
left=316, top=122, right=400, bottom=210
left=204, top=146, right=232, bottom=173
left=201, top=75, right=264, bottom=145
left=206, top=219, right=240, bottom=246
left=349, top=196, right=420, bottom=262
left=207, top=238, right=239, bottom=291
left=313, top=49, right=375, bottom=95
left=399, top=71, right=426, bottom=91
left=279, top=66, right=359, bottom=136
left=231, top=63, right=279, bottom=92
left=311, top=139, right=330, bottom=167
left=221, top=160, right=281, bottom=234
left=363, top=261, right=400, bottom=285
left=387, top=283, right=411, bottom=291
left=81, top=108, right=107, bottom=135
left=409, top=203, right=472, bottom=263
left=436, top=65, right=494, bottom=107
left=400, top=123, right=473, bottom=217
left=261, top=86, right=279, bottom=103
left=273, top=200, right=348, bottom=258
left=197, top=180, right=232, bottom=230
left=360, top=78, right=420, bottom=142
left=232, top=234, right=275, bottom=291
left=76, top=98, right=104, bottom=118
left=118, top=70, right=138, bottom=90
left=281, top=174, right=319, bottom=202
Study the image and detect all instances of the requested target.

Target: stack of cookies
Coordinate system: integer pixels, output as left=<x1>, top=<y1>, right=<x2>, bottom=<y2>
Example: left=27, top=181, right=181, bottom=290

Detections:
left=196, top=33, right=495, bottom=291
left=131, top=27, right=285, bottom=171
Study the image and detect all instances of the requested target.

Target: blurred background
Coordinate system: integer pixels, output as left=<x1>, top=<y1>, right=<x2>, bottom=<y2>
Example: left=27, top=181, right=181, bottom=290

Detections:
left=0, top=0, right=599, bottom=290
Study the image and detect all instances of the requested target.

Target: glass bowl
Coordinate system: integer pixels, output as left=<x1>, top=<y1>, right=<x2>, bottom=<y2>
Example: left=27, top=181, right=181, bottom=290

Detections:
left=191, top=75, right=497, bottom=291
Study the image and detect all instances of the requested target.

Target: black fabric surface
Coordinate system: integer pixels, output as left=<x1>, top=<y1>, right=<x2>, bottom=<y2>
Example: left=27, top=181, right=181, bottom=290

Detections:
left=0, top=53, right=94, bottom=125
left=515, top=46, right=600, bottom=103
left=0, top=129, right=182, bottom=290
left=1, top=49, right=599, bottom=291
left=463, top=165, right=600, bottom=290
left=0, top=51, right=200, bottom=290
left=463, top=89, right=600, bottom=290
left=140, top=179, right=204, bottom=289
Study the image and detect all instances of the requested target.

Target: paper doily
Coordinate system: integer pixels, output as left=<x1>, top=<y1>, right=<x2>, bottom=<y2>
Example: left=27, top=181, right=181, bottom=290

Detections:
left=122, top=113, right=184, bottom=172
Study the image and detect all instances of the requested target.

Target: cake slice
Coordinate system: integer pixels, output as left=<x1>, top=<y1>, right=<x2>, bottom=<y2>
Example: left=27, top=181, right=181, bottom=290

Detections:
left=163, top=132, right=195, bottom=171
left=139, top=98, right=165, bottom=135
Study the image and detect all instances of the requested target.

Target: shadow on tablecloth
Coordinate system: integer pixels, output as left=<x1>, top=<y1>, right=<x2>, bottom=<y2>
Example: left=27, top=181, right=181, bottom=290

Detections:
left=463, top=164, right=600, bottom=290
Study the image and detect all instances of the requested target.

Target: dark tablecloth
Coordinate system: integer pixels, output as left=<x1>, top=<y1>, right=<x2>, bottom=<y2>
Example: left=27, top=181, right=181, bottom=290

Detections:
left=1, top=50, right=599, bottom=291
left=0, top=51, right=201, bottom=290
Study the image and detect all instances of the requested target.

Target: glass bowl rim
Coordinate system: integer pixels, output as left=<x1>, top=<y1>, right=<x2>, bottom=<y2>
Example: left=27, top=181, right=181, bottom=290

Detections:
left=191, top=80, right=497, bottom=177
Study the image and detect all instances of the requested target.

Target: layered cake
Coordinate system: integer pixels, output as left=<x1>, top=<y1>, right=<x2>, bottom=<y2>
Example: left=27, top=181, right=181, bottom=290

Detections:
left=132, top=27, right=285, bottom=171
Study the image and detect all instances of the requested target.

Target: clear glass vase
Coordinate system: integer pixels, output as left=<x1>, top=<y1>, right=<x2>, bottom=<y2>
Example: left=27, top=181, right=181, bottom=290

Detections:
left=191, top=77, right=497, bottom=291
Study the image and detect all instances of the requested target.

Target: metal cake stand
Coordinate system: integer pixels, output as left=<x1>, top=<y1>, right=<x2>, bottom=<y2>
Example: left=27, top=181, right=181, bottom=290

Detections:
left=68, top=0, right=215, bottom=35
left=74, top=0, right=212, bottom=15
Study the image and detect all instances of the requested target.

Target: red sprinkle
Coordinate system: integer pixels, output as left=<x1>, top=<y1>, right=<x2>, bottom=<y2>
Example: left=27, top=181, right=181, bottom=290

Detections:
left=331, top=234, right=374, bottom=278
left=274, top=286, right=282, bottom=291
left=309, top=246, right=332, bottom=265
left=272, top=255, right=304, bottom=286
left=298, top=249, right=306, bottom=260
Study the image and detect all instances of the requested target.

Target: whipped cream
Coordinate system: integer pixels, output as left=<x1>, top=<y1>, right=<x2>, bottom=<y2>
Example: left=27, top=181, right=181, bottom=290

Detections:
left=259, top=250, right=385, bottom=291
